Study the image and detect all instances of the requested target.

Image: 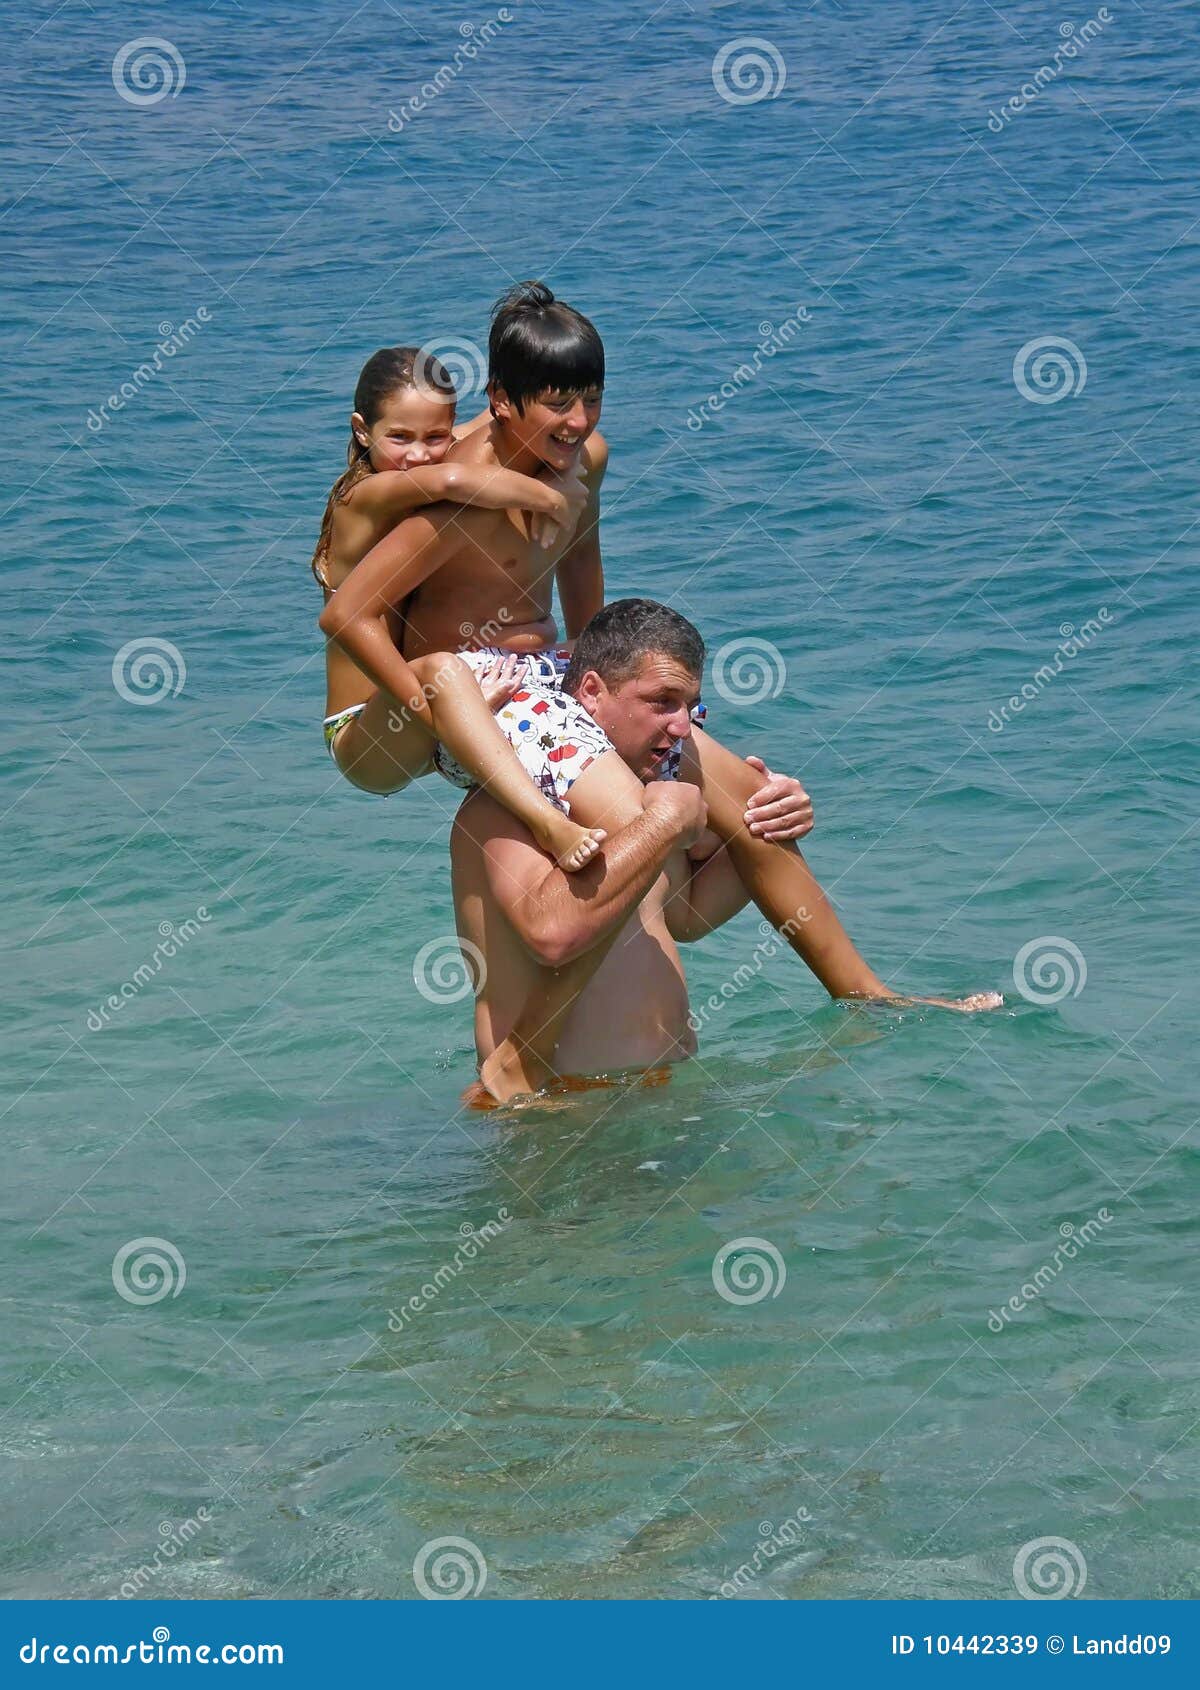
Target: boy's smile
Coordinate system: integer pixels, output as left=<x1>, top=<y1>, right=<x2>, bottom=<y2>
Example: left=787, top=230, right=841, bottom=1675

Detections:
left=492, top=385, right=603, bottom=472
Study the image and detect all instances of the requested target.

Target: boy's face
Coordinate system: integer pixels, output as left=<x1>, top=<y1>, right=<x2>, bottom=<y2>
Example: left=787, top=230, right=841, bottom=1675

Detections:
left=492, top=385, right=603, bottom=472
left=353, top=388, right=456, bottom=471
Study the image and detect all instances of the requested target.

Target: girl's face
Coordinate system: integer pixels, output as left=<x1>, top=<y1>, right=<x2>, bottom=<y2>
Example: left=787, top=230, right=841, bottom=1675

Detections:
left=353, top=388, right=456, bottom=471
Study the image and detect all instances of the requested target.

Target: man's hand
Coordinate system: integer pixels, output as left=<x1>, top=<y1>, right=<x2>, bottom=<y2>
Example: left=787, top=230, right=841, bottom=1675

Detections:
left=643, top=780, right=708, bottom=851
left=530, top=460, right=588, bottom=550
left=743, top=755, right=814, bottom=842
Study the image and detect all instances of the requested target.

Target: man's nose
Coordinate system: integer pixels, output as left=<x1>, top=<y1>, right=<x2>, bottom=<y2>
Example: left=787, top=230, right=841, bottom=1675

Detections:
left=565, top=399, right=589, bottom=434
left=407, top=445, right=431, bottom=464
left=667, top=707, right=693, bottom=741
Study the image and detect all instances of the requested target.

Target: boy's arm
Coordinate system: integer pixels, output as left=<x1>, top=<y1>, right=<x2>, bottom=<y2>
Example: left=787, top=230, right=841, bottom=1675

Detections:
left=664, top=836, right=752, bottom=943
left=555, top=432, right=608, bottom=638
left=466, top=782, right=702, bottom=968
left=318, top=504, right=468, bottom=722
left=349, top=464, right=570, bottom=527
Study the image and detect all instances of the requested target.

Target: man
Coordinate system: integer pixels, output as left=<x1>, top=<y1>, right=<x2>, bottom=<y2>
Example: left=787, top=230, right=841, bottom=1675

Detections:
left=326, top=289, right=995, bottom=1097
left=452, top=601, right=1001, bottom=1096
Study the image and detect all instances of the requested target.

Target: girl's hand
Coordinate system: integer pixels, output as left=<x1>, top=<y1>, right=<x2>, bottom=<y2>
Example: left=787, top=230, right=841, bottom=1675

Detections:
left=530, top=506, right=564, bottom=551
left=476, top=652, right=523, bottom=712
left=530, top=464, right=588, bottom=550
left=743, top=755, right=814, bottom=841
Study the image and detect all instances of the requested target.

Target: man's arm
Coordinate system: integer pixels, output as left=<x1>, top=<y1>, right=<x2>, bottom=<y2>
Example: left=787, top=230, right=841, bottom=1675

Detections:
left=554, top=433, right=607, bottom=638
left=463, top=780, right=704, bottom=968
left=663, top=835, right=753, bottom=944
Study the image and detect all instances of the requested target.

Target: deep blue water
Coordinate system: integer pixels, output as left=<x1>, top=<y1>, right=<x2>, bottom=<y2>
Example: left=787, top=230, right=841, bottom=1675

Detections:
left=2, top=0, right=1197, bottom=1600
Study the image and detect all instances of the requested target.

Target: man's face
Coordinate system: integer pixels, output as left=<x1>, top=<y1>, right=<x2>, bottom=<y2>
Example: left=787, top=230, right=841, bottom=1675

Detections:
left=576, top=652, right=701, bottom=781
left=491, top=384, right=603, bottom=472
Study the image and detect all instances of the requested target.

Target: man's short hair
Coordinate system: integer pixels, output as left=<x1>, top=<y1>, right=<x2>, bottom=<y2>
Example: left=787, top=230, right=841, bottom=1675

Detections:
left=562, top=599, right=705, bottom=694
left=488, top=281, right=605, bottom=414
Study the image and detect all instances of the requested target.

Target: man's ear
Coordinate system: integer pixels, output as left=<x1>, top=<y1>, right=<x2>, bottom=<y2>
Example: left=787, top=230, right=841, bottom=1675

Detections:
left=573, top=669, right=605, bottom=716
left=488, top=383, right=512, bottom=422
left=350, top=410, right=370, bottom=448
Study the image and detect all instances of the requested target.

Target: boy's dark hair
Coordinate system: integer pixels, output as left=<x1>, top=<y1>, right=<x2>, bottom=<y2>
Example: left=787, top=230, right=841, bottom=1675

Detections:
left=562, top=599, right=705, bottom=694
left=488, top=281, right=604, bottom=413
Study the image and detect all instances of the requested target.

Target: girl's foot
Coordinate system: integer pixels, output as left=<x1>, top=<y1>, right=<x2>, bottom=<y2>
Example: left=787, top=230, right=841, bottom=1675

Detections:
left=532, top=812, right=607, bottom=873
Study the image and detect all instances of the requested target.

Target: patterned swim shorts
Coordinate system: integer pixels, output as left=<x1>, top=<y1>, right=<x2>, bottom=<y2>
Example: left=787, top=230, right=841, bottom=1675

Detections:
left=431, top=646, right=708, bottom=807
left=434, top=678, right=614, bottom=813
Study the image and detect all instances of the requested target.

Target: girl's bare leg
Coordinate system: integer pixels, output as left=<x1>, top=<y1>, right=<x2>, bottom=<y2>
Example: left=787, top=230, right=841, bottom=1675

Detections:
left=331, top=687, right=438, bottom=795
left=413, top=653, right=605, bottom=873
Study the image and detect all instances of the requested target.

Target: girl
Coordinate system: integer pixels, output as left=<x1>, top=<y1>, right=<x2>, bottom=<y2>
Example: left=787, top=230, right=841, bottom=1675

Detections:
left=314, top=346, right=605, bottom=871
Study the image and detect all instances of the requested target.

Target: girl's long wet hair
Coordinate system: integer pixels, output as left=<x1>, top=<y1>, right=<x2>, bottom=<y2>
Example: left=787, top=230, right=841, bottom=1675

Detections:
left=310, top=346, right=455, bottom=590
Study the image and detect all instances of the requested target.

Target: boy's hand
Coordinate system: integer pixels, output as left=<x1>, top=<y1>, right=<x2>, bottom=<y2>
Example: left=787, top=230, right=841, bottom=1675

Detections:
left=530, top=462, right=588, bottom=551
left=743, top=756, right=814, bottom=841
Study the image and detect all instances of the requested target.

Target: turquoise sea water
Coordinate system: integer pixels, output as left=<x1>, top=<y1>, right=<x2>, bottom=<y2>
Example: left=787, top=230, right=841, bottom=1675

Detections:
left=3, top=0, right=1198, bottom=1600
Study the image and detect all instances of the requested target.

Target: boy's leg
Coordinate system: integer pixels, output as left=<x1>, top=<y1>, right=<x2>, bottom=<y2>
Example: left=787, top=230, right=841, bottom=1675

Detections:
left=680, top=727, right=891, bottom=998
left=415, top=654, right=605, bottom=872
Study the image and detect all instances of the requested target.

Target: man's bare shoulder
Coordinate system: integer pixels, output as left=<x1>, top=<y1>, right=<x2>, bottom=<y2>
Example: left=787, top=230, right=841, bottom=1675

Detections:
left=451, top=788, right=540, bottom=860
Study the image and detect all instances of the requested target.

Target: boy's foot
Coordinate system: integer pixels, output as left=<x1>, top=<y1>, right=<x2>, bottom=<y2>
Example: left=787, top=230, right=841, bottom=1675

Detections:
left=479, top=1036, right=558, bottom=1104
left=532, top=813, right=607, bottom=873
left=878, top=990, right=1004, bottom=1014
